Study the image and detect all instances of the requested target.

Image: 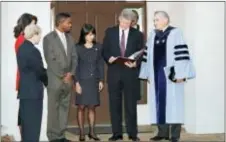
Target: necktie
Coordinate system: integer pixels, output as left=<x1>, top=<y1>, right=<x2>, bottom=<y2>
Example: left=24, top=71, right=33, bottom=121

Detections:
left=120, top=30, right=125, bottom=57
left=61, top=34, right=67, bottom=55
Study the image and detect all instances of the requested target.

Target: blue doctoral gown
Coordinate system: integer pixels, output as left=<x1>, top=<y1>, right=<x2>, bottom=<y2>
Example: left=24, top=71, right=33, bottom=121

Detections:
left=139, top=27, right=196, bottom=124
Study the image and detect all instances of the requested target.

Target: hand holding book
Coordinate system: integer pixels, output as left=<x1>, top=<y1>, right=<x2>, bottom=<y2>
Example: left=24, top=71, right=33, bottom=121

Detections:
left=124, top=61, right=137, bottom=68
left=114, top=49, right=145, bottom=65
left=108, top=56, right=118, bottom=64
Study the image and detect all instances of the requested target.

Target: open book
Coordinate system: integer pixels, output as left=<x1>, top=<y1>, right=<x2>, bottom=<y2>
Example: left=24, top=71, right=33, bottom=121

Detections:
left=115, top=49, right=145, bottom=64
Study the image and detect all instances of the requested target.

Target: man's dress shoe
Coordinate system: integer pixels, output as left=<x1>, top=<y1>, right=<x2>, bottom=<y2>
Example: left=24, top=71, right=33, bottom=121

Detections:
left=108, top=135, right=123, bottom=141
left=150, top=136, right=170, bottom=141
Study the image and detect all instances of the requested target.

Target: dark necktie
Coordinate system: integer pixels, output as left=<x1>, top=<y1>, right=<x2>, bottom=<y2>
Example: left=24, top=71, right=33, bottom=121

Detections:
left=120, top=30, right=125, bottom=57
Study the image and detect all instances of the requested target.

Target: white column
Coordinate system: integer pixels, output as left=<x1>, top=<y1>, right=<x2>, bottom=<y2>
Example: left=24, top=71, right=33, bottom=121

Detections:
left=1, top=2, right=51, bottom=141
left=183, top=2, right=224, bottom=134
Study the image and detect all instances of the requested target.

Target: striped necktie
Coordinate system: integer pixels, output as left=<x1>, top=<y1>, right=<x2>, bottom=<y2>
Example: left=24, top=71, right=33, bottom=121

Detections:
left=120, top=30, right=125, bottom=57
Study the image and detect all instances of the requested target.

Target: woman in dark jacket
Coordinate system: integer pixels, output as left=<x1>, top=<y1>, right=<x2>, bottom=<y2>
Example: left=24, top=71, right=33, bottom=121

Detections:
left=74, top=24, right=104, bottom=141
left=17, top=24, right=47, bottom=142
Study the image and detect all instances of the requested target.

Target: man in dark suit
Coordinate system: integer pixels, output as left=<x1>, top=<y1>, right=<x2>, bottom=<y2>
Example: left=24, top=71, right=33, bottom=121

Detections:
left=102, top=9, right=144, bottom=141
left=17, top=24, right=47, bottom=142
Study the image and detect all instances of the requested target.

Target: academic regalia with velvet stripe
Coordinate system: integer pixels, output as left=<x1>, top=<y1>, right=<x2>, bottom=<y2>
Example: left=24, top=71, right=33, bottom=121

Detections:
left=139, top=26, right=196, bottom=124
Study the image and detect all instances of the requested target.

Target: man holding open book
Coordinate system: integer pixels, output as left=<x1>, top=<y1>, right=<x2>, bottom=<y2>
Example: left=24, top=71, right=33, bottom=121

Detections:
left=102, top=8, right=144, bottom=141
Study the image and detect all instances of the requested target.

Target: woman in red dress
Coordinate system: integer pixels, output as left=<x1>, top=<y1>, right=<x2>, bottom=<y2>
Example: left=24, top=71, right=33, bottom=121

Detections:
left=13, top=13, right=38, bottom=139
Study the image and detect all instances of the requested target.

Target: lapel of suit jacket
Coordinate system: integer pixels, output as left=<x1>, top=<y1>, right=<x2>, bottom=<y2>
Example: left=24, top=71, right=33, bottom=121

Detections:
left=125, top=27, right=133, bottom=57
left=115, top=26, right=121, bottom=55
left=53, top=31, right=68, bottom=63
left=65, top=33, right=72, bottom=65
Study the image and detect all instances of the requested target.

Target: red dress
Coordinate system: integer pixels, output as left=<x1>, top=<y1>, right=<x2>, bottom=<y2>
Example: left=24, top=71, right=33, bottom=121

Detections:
left=15, top=34, right=25, bottom=91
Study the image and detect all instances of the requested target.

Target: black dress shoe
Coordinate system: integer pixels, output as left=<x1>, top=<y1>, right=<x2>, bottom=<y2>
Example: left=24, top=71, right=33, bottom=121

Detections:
left=171, top=138, right=179, bottom=142
left=150, top=136, right=170, bottom=141
left=79, top=135, right=85, bottom=141
left=108, top=135, right=123, bottom=141
left=88, top=133, right=101, bottom=141
left=129, top=136, right=140, bottom=141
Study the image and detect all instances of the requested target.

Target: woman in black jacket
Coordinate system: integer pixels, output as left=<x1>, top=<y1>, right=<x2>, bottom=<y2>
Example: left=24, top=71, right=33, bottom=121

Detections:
left=74, top=24, right=104, bottom=141
left=16, top=24, right=47, bottom=142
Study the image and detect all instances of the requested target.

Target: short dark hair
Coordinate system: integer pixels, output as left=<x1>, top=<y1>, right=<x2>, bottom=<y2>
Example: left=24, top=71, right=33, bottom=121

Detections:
left=13, top=13, right=38, bottom=38
left=78, top=24, right=96, bottom=45
left=132, top=10, right=139, bottom=20
left=55, top=12, right=71, bottom=27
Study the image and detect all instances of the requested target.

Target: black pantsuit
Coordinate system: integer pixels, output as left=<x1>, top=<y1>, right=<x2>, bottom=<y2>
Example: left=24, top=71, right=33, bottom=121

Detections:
left=17, top=40, right=47, bottom=142
left=20, top=100, right=43, bottom=142
left=102, top=26, right=144, bottom=137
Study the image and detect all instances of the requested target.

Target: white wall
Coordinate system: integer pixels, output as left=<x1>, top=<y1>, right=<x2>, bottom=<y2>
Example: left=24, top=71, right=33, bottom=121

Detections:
left=1, top=2, right=224, bottom=140
left=1, top=2, right=51, bottom=141
left=184, top=2, right=224, bottom=134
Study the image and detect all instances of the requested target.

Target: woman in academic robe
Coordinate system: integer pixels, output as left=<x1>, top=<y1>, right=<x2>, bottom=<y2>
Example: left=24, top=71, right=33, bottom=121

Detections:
left=17, top=24, right=47, bottom=142
left=13, top=13, right=38, bottom=140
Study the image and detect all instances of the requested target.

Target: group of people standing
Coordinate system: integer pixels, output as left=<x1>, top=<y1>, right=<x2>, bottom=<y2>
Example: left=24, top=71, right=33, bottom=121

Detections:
left=14, top=8, right=195, bottom=142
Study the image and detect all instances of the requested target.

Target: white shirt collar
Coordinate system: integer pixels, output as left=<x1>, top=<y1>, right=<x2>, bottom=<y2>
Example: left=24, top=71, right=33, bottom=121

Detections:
left=162, top=25, right=169, bottom=32
left=119, top=27, right=129, bottom=33
left=55, top=28, right=65, bottom=36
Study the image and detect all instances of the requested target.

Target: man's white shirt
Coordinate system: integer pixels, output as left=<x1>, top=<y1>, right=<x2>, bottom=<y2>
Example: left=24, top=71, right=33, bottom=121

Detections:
left=55, top=29, right=67, bottom=55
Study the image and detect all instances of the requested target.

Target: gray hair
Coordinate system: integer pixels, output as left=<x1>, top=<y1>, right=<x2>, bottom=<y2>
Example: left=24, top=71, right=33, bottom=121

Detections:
left=154, top=11, right=170, bottom=23
left=24, top=24, right=41, bottom=39
left=119, top=8, right=134, bottom=21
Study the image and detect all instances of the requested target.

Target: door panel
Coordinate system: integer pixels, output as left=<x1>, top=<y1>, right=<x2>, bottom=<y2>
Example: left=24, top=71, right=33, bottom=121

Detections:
left=70, top=13, right=87, bottom=41
left=95, top=13, right=117, bottom=42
